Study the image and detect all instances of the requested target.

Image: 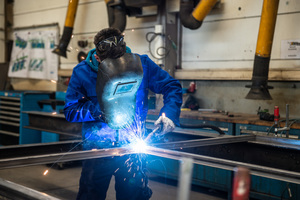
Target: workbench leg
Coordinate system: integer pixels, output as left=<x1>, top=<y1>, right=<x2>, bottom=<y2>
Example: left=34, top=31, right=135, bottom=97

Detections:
left=227, top=170, right=234, bottom=200
left=228, top=123, right=236, bottom=135
left=235, top=124, right=241, bottom=136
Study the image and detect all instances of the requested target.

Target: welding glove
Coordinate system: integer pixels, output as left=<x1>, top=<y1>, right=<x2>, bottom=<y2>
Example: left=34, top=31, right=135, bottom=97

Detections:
left=154, top=115, right=175, bottom=135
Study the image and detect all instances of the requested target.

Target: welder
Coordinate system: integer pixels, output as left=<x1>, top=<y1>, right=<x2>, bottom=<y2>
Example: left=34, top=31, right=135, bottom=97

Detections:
left=64, top=27, right=182, bottom=200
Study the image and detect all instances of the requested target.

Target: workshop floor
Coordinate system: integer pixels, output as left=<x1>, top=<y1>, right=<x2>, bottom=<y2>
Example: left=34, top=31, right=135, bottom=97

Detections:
left=0, top=163, right=227, bottom=200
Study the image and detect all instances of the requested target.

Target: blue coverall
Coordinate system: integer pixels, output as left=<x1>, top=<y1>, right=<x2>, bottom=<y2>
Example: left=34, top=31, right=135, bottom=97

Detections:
left=64, top=48, right=182, bottom=200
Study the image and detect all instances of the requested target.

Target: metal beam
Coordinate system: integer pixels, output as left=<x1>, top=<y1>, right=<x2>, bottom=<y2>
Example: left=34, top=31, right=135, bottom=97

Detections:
left=0, top=135, right=254, bottom=168
left=153, top=135, right=255, bottom=149
left=146, top=147, right=300, bottom=184
left=1, top=135, right=300, bottom=184
left=0, top=178, right=60, bottom=200
left=0, top=146, right=134, bottom=170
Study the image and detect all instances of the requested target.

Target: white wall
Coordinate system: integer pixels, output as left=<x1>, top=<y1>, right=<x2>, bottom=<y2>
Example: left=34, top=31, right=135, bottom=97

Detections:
left=10, top=0, right=300, bottom=72
left=7, top=0, right=300, bottom=116
left=0, top=0, right=5, bottom=63
left=181, top=0, right=300, bottom=70
left=13, top=0, right=159, bottom=69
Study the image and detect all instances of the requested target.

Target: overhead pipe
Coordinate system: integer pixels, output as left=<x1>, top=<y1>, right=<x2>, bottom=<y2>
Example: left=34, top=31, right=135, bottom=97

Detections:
left=105, top=0, right=127, bottom=32
left=52, top=0, right=79, bottom=58
left=245, top=0, right=280, bottom=100
left=179, top=0, right=218, bottom=30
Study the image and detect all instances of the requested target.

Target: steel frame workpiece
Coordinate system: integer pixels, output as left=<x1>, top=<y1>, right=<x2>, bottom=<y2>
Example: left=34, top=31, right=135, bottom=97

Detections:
left=1, top=134, right=300, bottom=184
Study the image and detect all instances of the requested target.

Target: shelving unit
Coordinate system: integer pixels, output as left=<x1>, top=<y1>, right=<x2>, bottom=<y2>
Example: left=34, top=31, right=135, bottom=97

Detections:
left=0, top=91, right=53, bottom=145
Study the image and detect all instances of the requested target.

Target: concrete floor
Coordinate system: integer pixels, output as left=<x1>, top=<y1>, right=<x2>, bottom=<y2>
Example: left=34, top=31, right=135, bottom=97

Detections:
left=0, top=163, right=227, bottom=200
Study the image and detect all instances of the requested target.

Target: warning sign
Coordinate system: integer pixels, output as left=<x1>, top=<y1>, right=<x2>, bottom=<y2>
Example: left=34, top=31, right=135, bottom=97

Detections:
left=281, top=39, right=300, bottom=59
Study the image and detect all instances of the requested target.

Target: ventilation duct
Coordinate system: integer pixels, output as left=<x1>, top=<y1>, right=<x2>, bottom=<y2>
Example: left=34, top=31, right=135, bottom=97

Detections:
left=52, top=0, right=79, bottom=58
left=245, top=0, right=279, bottom=100
left=179, top=0, right=218, bottom=30
left=105, top=0, right=127, bottom=32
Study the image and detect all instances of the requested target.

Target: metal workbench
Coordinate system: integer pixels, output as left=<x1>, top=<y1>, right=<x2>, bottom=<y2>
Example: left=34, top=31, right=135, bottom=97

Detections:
left=1, top=110, right=300, bottom=199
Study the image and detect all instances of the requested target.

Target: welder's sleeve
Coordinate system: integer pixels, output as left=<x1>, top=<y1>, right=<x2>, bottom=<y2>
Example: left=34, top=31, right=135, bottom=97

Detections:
left=64, top=68, right=101, bottom=123
left=146, top=57, right=182, bottom=126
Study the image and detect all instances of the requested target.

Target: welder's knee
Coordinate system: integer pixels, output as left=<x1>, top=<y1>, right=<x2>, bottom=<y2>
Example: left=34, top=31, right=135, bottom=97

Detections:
left=139, top=186, right=152, bottom=200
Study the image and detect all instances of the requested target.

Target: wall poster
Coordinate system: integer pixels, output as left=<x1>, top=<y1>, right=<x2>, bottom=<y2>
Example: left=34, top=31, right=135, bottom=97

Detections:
left=8, top=30, right=59, bottom=81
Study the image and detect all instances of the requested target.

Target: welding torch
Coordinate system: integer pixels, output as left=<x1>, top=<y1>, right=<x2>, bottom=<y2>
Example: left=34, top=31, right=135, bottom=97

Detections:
left=144, top=113, right=165, bottom=142
left=144, top=126, right=161, bottom=142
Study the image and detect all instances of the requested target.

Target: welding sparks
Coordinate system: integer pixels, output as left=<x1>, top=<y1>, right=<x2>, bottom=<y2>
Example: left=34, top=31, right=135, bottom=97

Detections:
left=129, top=138, right=149, bottom=153
left=43, top=170, right=49, bottom=176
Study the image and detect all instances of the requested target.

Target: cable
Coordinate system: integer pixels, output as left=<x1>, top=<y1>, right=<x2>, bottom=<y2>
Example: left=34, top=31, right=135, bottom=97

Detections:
left=145, top=32, right=172, bottom=60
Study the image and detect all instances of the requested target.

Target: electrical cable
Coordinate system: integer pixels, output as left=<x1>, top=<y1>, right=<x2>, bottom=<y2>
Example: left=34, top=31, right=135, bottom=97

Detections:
left=145, top=32, right=177, bottom=60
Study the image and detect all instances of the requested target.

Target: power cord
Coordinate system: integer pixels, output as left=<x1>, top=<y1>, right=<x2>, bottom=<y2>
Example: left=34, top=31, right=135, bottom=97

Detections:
left=145, top=32, right=177, bottom=60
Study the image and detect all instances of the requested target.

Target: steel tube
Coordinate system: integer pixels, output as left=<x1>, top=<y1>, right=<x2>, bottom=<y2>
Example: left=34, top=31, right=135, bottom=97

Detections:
left=146, top=147, right=300, bottom=184
left=153, top=135, right=255, bottom=149
left=1, top=135, right=300, bottom=184
left=0, top=178, right=60, bottom=200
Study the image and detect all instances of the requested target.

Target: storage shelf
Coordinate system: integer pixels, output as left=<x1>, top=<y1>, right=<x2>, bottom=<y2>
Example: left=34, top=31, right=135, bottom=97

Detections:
left=0, top=120, right=20, bottom=127
left=0, top=91, right=53, bottom=145
left=0, top=96, right=20, bottom=101
left=0, top=130, right=19, bottom=137
left=0, top=115, right=20, bottom=122
left=0, top=106, right=20, bottom=112
left=0, top=111, right=20, bottom=117
left=0, top=101, right=21, bottom=106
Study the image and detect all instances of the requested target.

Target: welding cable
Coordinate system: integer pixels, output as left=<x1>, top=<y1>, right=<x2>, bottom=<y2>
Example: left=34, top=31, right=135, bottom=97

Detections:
left=179, top=123, right=226, bottom=135
left=145, top=32, right=169, bottom=60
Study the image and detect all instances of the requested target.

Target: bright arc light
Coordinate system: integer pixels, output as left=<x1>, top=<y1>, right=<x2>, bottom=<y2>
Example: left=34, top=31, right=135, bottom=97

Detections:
left=43, top=170, right=49, bottom=176
left=130, top=139, right=148, bottom=153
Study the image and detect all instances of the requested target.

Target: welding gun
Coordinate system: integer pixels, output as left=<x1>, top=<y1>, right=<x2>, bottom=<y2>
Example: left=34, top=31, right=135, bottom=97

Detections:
left=145, top=116, right=165, bottom=142
left=144, top=126, right=161, bottom=142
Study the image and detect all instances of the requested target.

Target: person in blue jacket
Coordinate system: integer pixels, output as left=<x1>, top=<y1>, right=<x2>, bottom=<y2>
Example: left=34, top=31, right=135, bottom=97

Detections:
left=64, top=27, right=182, bottom=200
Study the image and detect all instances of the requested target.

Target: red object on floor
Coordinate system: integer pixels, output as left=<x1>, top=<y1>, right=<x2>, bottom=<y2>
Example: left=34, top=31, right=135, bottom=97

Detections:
left=232, top=167, right=251, bottom=200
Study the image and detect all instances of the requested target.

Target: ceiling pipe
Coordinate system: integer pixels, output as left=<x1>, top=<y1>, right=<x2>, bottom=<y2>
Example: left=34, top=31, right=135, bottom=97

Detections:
left=52, top=0, right=79, bottom=58
left=105, top=0, right=127, bottom=32
left=245, top=0, right=280, bottom=100
left=179, top=0, right=218, bottom=30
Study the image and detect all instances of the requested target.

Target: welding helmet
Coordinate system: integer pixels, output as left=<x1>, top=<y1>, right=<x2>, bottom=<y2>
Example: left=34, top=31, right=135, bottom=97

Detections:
left=96, top=53, right=143, bottom=130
